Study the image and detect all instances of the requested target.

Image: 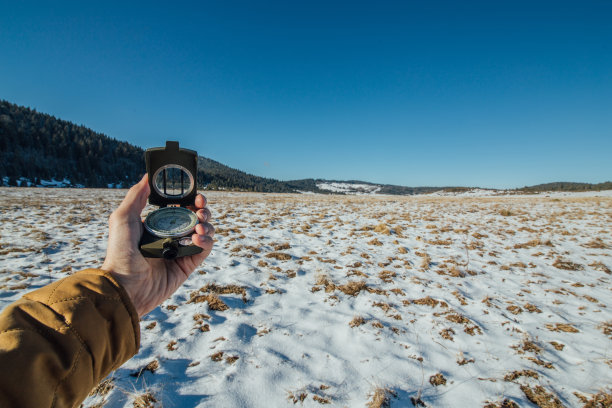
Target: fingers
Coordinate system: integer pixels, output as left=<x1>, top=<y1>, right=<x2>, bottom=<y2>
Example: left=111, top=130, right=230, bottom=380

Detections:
left=115, top=174, right=150, bottom=219
left=195, top=222, right=215, bottom=237
left=195, top=194, right=207, bottom=209
left=196, top=208, right=211, bottom=223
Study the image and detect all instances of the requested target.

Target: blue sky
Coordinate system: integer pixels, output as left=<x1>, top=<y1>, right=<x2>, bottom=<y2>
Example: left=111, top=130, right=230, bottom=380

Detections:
left=1, top=1, right=610, bottom=188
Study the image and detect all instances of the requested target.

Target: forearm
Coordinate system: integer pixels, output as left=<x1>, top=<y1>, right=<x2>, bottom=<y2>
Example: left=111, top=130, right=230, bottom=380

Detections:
left=0, top=269, right=140, bottom=408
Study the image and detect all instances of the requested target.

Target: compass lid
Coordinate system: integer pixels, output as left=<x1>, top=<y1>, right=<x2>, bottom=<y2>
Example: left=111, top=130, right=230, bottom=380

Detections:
left=145, top=141, right=198, bottom=207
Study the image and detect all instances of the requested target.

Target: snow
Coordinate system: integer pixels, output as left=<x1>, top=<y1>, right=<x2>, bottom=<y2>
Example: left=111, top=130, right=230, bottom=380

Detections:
left=317, top=182, right=382, bottom=195
left=0, top=187, right=610, bottom=407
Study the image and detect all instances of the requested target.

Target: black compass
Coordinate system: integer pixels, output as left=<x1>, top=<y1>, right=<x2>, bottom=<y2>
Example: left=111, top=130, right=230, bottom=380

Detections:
left=139, top=141, right=203, bottom=260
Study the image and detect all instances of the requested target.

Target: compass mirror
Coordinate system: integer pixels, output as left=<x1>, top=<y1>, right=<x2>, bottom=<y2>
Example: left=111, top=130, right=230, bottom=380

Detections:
left=152, top=164, right=194, bottom=199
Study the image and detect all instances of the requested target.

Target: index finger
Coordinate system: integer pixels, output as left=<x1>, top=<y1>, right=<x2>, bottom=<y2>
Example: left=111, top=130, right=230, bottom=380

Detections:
left=195, top=194, right=207, bottom=209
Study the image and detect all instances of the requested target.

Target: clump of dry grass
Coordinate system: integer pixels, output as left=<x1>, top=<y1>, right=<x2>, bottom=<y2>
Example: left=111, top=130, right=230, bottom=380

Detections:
left=582, top=238, right=609, bottom=249
left=552, top=258, right=584, bottom=271
left=514, top=238, right=553, bottom=249
left=366, top=387, right=396, bottom=408
left=313, top=395, right=331, bottom=404
left=439, top=328, right=455, bottom=340
left=504, top=369, right=539, bottom=382
left=133, top=392, right=157, bottom=408
left=598, top=321, right=612, bottom=338
left=373, top=223, right=391, bottom=235
left=573, top=389, right=612, bottom=408
left=429, top=372, right=447, bottom=386
left=337, top=280, right=368, bottom=296
left=349, top=316, right=366, bottom=327
left=273, top=242, right=291, bottom=251
left=378, top=270, right=396, bottom=283
left=483, top=399, right=519, bottom=408
left=188, top=293, right=229, bottom=311
left=525, top=303, right=542, bottom=313
left=589, top=261, right=611, bottom=274
left=368, top=238, right=383, bottom=246
left=266, top=252, right=292, bottom=261
left=519, top=384, right=563, bottom=408
left=507, top=305, right=523, bottom=315
left=546, top=323, right=579, bottom=333
left=89, top=378, right=114, bottom=397
left=211, top=351, right=224, bottom=362
left=200, top=282, right=248, bottom=302
left=550, top=341, right=565, bottom=351
left=130, top=360, right=160, bottom=378
left=445, top=313, right=470, bottom=324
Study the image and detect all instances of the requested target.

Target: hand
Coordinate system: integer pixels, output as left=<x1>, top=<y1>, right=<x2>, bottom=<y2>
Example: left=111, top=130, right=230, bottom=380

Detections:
left=101, top=174, right=215, bottom=316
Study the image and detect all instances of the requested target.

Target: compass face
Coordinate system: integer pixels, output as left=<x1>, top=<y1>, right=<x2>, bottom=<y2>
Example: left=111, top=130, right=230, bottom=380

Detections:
left=144, top=206, right=198, bottom=238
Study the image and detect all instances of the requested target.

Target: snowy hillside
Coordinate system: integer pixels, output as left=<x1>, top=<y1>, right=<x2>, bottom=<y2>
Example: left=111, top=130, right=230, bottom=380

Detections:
left=316, top=182, right=382, bottom=195
left=0, top=188, right=610, bottom=407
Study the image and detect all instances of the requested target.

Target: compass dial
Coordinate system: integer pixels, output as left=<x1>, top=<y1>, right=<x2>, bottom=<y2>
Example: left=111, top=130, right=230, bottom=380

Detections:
left=144, top=207, right=198, bottom=238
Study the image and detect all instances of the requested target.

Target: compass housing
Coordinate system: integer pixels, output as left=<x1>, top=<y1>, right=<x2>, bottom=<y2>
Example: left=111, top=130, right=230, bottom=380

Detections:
left=139, top=141, right=204, bottom=260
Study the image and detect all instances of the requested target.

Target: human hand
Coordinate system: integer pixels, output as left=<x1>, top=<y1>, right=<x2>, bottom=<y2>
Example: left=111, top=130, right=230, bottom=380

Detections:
left=101, top=174, right=214, bottom=316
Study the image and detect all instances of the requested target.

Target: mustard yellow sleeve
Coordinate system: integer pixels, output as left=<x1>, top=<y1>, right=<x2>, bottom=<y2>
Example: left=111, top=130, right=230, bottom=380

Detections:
left=0, top=269, right=140, bottom=408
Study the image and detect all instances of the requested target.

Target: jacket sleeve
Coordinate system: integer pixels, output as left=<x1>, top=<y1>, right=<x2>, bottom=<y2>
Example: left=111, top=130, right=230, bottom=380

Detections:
left=0, top=269, right=140, bottom=408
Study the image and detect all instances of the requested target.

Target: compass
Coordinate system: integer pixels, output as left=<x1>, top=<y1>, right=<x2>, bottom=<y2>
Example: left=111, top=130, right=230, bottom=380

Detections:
left=144, top=206, right=198, bottom=238
left=139, top=141, right=204, bottom=260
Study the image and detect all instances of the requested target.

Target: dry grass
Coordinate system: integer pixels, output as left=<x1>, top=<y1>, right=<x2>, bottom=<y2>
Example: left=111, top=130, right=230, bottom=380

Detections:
left=483, top=399, right=519, bottom=408
left=349, top=316, right=366, bottom=327
left=545, top=323, right=579, bottom=333
left=582, top=238, right=609, bottom=249
left=504, top=369, right=539, bottom=382
left=337, top=280, right=368, bottom=296
left=519, top=385, right=563, bottom=408
left=573, top=389, right=612, bottom=408
left=89, top=378, right=114, bottom=397
left=429, top=372, right=447, bottom=386
left=552, top=258, right=584, bottom=271
left=133, top=392, right=157, bottom=408
left=266, top=252, right=292, bottom=260
left=130, top=360, right=160, bottom=378
left=187, top=293, right=229, bottom=311
left=200, top=282, right=248, bottom=302
left=366, top=387, right=395, bottom=408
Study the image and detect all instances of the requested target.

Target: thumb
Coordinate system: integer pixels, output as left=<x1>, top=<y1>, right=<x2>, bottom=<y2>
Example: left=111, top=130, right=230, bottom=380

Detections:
left=117, top=174, right=150, bottom=218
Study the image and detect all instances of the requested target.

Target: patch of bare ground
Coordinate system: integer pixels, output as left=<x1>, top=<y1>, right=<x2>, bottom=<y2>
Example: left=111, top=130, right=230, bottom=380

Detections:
left=429, top=372, right=447, bottom=386
left=545, top=323, right=579, bottom=333
left=349, top=316, right=366, bottom=327
left=483, top=399, right=520, bottom=408
left=133, top=392, right=157, bottom=408
left=519, top=384, right=564, bottom=408
left=367, top=387, right=396, bottom=408
left=573, top=390, right=612, bottom=408
left=552, top=258, right=584, bottom=271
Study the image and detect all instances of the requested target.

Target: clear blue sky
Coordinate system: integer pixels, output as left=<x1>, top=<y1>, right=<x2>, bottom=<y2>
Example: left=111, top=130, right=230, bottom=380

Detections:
left=1, top=1, right=610, bottom=188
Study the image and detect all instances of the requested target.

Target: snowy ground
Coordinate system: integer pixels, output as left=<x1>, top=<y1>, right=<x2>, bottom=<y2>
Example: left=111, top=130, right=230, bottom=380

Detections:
left=0, top=188, right=610, bottom=407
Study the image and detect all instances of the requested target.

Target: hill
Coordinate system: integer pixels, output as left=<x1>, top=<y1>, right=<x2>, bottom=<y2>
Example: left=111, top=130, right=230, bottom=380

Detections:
left=1, top=100, right=609, bottom=194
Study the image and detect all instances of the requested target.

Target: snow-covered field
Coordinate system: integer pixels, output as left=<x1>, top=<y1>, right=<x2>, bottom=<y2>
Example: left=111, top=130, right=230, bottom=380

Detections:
left=0, top=188, right=610, bottom=407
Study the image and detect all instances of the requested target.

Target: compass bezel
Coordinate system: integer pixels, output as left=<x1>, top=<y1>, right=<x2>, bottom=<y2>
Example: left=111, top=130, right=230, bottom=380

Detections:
left=143, top=206, right=198, bottom=238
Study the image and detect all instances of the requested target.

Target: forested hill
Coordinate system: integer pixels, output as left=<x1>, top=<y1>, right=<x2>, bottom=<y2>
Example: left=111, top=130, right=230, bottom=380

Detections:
left=1, top=100, right=609, bottom=193
left=0, top=99, right=320, bottom=192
